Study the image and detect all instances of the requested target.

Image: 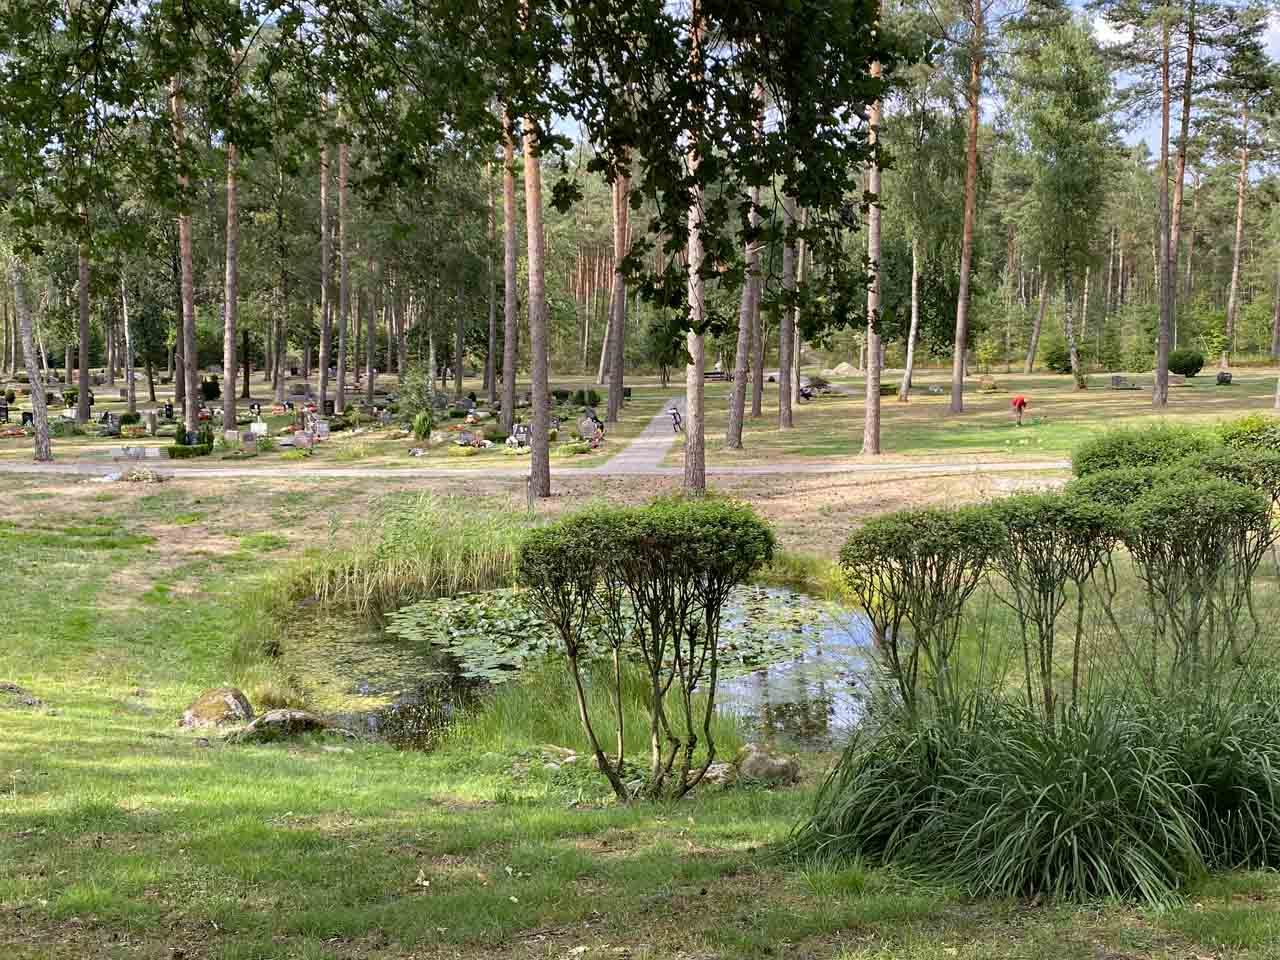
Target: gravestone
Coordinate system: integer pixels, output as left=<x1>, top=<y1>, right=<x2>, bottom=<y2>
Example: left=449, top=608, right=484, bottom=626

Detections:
left=0, top=402, right=9, bottom=424
left=21, top=411, right=33, bottom=427
left=578, top=416, right=598, bottom=441
left=1217, top=371, right=1233, bottom=386
left=314, top=420, right=330, bottom=439
left=323, top=400, right=335, bottom=416
left=162, top=401, right=174, bottom=420
left=249, top=402, right=262, bottom=418
left=224, top=430, right=241, bottom=445
left=145, top=412, right=158, bottom=436
left=250, top=420, right=268, bottom=436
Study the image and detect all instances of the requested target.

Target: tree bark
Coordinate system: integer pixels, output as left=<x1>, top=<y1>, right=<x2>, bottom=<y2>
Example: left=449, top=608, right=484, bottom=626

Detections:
left=1104, top=225, right=1115, bottom=319
left=683, top=0, right=706, bottom=494
left=778, top=198, right=796, bottom=429
left=1025, top=273, right=1049, bottom=373
left=1169, top=0, right=1195, bottom=331
left=1270, top=260, right=1280, bottom=360
left=223, top=140, right=239, bottom=429
left=76, top=221, right=90, bottom=425
left=486, top=165, right=498, bottom=404
left=336, top=140, right=350, bottom=413
left=727, top=184, right=761, bottom=447
left=121, top=276, right=136, bottom=416
left=949, top=0, right=983, bottom=414
left=11, top=260, right=51, bottom=461
left=749, top=185, right=765, bottom=420
left=523, top=113, right=552, bottom=498
left=1153, top=13, right=1172, bottom=406
left=171, top=76, right=199, bottom=433
left=863, top=65, right=883, bottom=454
left=1064, top=272, right=1083, bottom=386
left=501, top=113, right=519, bottom=434
left=900, top=238, right=921, bottom=402
left=607, top=174, right=630, bottom=424
left=318, top=142, right=331, bottom=410
left=1222, top=103, right=1249, bottom=371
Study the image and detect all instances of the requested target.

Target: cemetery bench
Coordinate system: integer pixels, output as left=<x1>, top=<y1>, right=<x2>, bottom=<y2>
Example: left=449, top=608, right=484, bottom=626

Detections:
left=704, top=370, right=730, bottom=382
left=1109, top=375, right=1142, bottom=390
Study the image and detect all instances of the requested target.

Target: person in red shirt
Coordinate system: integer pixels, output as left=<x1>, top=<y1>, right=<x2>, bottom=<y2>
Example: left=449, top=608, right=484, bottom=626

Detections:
left=1011, top=394, right=1028, bottom=426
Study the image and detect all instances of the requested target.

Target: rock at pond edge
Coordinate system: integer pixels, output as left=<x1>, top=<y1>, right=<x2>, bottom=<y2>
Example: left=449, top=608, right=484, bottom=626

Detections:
left=179, top=687, right=254, bottom=728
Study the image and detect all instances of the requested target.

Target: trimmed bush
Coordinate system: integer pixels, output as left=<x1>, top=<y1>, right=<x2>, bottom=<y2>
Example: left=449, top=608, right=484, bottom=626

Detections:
left=167, top=443, right=212, bottom=459
left=4, top=390, right=14, bottom=404
left=839, top=506, right=1004, bottom=712
left=447, top=444, right=481, bottom=457
left=519, top=496, right=775, bottom=800
left=200, top=376, right=221, bottom=401
left=1217, top=414, right=1280, bottom=453
left=553, top=440, right=591, bottom=457
left=119, top=412, right=141, bottom=426
left=1169, top=348, right=1205, bottom=378
left=1072, top=424, right=1218, bottom=477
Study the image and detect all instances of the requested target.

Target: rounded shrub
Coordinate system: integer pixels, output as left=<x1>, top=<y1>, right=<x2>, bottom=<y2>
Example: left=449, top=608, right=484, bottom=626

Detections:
left=1168, top=348, right=1205, bottom=378
left=200, top=375, right=221, bottom=402
left=4, top=390, right=14, bottom=404
left=119, top=411, right=141, bottom=426
left=1217, top=414, right=1280, bottom=453
left=1180, top=446, right=1280, bottom=506
left=1072, top=424, right=1218, bottom=477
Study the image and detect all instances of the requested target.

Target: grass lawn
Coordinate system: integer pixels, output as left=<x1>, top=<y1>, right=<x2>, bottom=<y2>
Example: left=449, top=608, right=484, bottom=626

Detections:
left=666, top=368, right=1280, bottom=467
left=3, top=478, right=1280, bottom=958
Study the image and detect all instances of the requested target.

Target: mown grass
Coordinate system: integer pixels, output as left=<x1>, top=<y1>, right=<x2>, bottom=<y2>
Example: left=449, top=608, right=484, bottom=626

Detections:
left=4, top=480, right=1280, bottom=958
left=673, top=370, right=1280, bottom=466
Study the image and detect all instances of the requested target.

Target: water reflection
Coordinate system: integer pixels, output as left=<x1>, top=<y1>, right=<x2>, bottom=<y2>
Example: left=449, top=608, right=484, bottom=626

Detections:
left=717, top=587, right=872, bottom=748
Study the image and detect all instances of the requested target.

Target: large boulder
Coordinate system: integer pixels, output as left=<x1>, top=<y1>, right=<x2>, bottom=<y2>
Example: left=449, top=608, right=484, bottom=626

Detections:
left=180, top=687, right=254, bottom=728
left=736, top=744, right=800, bottom=784
left=227, top=708, right=331, bottom=743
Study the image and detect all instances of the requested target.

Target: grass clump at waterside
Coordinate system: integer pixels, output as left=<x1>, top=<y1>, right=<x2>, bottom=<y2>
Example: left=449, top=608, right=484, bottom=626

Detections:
left=286, top=493, right=531, bottom=618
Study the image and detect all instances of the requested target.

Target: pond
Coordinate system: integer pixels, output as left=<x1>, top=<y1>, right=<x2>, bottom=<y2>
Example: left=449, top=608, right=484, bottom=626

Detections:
left=279, top=585, right=873, bottom=747
left=717, top=587, right=872, bottom=747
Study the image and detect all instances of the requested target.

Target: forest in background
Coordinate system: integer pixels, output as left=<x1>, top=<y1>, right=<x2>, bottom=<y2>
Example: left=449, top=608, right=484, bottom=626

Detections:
left=1, top=0, right=1278, bottom=489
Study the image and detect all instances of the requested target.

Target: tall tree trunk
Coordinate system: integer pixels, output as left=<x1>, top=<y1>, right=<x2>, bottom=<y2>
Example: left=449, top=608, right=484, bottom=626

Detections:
left=121, top=276, right=136, bottom=416
left=684, top=0, right=706, bottom=494
left=1025, top=273, right=1049, bottom=373
left=793, top=210, right=806, bottom=409
left=949, top=0, right=983, bottom=414
left=778, top=198, right=796, bottom=429
left=1271, top=261, right=1280, bottom=360
left=318, top=143, right=331, bottom=410
left=1064, top=272, right=1083, bottom=387
left=727, top=180, right=761, bottom=447
left=1080, top=264, right=1091, bottom=341
left=749, top=184, right=765, bottom=419
left=336, top=140, right=350, bottom=413
left=171, top=76, right=199, bottom=433
left=1105, top=225, right=1115, bottom=319
left=863, top=66, right=883, bottom=455
left=487, top=165, right=498, bottom=404
left=10, top=260, right=51, bottom=461
left=365, top=273, right=376, bottom=403
left=1222, top=104, right=1249, bottom=371
left=242, top=330, right=251, bottom=398
left=607, top=173, right=630, bottom=424
left=65, top=344, right=72, bottom=390
left=1185, top=171, right=1199, bottom=302
left=223, top=140, right=239, bottom=429
left=501, top=113, right=519, bottom=434
left=899, top=237, right=921, bottom=402
left=76, top=222, right=90, bottom=425
left=1153, top=13, right=1172, bottom=406
left=523, top=113, right=552, bottom=498
left=1169, top=0, right=1195, bottom=331
left=453, top=280, right=464, bottom=397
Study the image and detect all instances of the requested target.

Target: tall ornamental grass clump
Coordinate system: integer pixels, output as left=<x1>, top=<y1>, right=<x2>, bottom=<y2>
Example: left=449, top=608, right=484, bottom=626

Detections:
left=797, top=697, right=1207, bottom=904
left=292, top=494, right=528, bottom=617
